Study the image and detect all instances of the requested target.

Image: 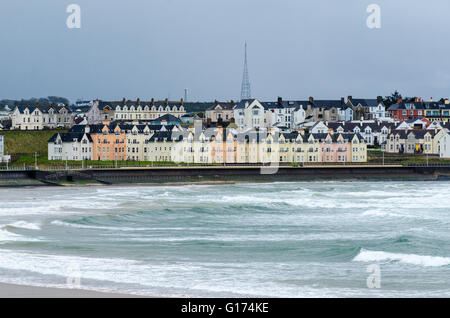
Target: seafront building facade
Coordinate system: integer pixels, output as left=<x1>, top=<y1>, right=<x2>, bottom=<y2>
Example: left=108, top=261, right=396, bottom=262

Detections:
left=48, top=120, right=368, bottom=164
left=11, top=105, right=74, bottom=130
left=37, top=94, right=450, bottom=164
left=86, top=99, right=187, bottom=124
left=384, top=129, right=446, bottom=155
left=48, top=132, right=93, bottom=161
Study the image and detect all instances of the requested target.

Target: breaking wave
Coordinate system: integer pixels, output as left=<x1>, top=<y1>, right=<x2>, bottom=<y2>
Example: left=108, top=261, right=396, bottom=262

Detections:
left=353, top=249, right=450, bottom=267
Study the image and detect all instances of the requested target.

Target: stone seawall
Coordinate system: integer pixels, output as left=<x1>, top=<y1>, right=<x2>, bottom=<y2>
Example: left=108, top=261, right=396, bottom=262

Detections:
left=2, top=165, right=450, bottom=187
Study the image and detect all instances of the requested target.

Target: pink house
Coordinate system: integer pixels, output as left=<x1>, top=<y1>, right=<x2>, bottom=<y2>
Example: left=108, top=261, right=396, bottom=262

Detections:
left=320, top=134, right=351, bottom=162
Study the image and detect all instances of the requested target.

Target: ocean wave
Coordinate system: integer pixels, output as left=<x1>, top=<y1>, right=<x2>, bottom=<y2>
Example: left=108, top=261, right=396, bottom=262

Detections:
left=361, top=209, right=435, bottom=220
left=353, top=249, right=450, bottom=267
left=1, top=221, right=41, bottom=231
left=0, top=229, right=40, bottom=243
left=50, top=220, right=155, bottom=232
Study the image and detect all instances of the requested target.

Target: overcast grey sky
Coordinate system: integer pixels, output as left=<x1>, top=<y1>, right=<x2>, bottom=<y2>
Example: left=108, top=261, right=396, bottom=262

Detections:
left=1, top=0, right=450, bottom=102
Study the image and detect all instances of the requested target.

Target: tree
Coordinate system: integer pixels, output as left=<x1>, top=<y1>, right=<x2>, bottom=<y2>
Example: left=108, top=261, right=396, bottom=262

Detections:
left=383, top=91, right=402, bottom=106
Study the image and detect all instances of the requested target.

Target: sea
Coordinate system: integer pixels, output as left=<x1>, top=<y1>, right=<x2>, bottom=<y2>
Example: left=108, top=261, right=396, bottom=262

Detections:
left=0, top=181, right=449, bottom=297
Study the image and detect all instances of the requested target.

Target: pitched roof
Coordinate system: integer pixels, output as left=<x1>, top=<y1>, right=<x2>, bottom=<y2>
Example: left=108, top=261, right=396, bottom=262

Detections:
left=48, top=132, right=92, bottom=143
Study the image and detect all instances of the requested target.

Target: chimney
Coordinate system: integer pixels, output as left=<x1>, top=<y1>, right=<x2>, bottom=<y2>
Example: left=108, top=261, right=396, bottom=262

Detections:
left=136, top=97, right=140, bottom=105
left=165, top=98, right=168, bottom=105
left=347, top=96, right=353, bottom=103
left=151, top=98, right=154, bottom=105
left=445, top=98, right=449, bottom=105
left=122, top=98, right=126, bottom=105
left=430, top=97, right=433, bottom=102
left=341, top=97, right=345, bottom=104
left=277, top=97, right=282, bottom=106
left=398, top=98, right=403, bottom=104
left=180, top=98, right=184, bottom=105
left=377, top=96, right=383, bottom=103
left=309, top=96, right=314, bottom=103
left=85, top=125, right=90, bottom=134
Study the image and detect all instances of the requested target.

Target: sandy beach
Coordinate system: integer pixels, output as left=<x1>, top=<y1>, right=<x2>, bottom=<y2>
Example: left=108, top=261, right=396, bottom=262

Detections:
left=0, top=283, right=147, bottom=298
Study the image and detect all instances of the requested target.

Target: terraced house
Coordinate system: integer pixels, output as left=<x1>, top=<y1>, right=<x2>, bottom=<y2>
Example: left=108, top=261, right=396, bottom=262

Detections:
left=91, top=123, right=127, bottom=161
left=86, top=98, right=186, bottom=124
left=387, top=98, right=450, bottom=122
left=347, top=97, right=387, bottom=120
left=384, top=129, right=446, bottom=154
left=205, top=101, right=235, bottom=123
left=11, top=105, right=73, bottom=130
left=261, top=131, right=366, bottom=164
left=47, top=132, right=93, bottom=161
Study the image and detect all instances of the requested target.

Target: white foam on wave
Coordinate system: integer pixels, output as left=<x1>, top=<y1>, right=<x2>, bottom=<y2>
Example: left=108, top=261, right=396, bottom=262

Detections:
left=0, top=229, right=40, bottom=243
left=361, top=209, right=435, bottom=220
left=50, top=220, right=153, bottom=232
left=353, top=249, right=450, bottom=267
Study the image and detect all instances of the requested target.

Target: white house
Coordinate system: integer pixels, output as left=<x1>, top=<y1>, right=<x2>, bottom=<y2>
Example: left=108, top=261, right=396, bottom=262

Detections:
left=48, top=132, right=93, bottom=161
left=11, top=105, right=74, bottom=130
left=439, top=132, right=450, bottom=158
left=310, top=121, right=329, bottom=134
left=0, top=134, right=10, bottom=163
left=234, top=99, right=267, bottom=130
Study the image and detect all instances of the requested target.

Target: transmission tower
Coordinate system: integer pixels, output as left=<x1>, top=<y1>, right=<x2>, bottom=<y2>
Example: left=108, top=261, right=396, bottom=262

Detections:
left=240, top=42, right=251, bottom=100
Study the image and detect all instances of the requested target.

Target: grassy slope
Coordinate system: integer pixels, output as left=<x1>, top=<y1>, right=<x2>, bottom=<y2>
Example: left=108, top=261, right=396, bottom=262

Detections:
left=1, top=130, right=67, bottom=156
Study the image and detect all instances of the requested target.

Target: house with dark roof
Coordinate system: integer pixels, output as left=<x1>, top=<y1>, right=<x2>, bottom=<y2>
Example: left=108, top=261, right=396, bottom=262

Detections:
left=11, top=105, right=74, bottom=130
left=325, top=121, right=396, bottom=146
left=306, top=97, right=346, bottom=122
left=86, top=98, right=188, bottom=125
left=347, top=96, right=387, bottom=120
left=387, top=99, right=426, bottom=121
left=205, top=101, right=236, bottom=123
left=47, top=132, right=93, bottom=161
left=385, top=129, right=446, bottom=154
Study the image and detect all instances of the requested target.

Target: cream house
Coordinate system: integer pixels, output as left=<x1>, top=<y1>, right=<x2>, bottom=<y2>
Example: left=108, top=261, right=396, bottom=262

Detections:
left=205, top=102, right=235, bottom=123
left=385, top=129, right=446, bottom=154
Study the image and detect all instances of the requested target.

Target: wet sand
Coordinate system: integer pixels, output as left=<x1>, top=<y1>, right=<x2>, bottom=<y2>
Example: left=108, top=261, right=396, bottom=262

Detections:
left=0, top=283, right=149, bottom=298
